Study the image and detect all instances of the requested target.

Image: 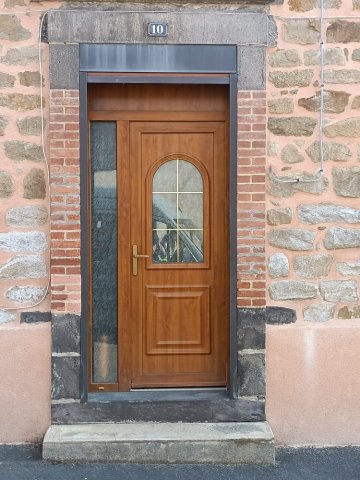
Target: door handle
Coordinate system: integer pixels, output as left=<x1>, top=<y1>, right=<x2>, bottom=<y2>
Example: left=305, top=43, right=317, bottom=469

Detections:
left=132, top=244, right=149, bottom=276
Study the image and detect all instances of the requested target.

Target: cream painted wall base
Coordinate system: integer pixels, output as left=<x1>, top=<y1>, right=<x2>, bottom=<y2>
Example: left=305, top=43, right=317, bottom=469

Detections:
left=266, top=322, right=360, bottom=446
left=0, top=323, right=51, bottom=443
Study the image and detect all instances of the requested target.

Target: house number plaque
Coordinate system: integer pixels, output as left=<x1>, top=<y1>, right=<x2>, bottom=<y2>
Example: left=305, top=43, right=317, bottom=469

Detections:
left=147, top=23, right=168, bottom=37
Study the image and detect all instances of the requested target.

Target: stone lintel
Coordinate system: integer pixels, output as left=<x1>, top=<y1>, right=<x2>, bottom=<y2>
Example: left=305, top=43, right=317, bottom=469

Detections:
left=47, top=10, right=273, bottom=90
left=47, top=11, right=268, bottom=45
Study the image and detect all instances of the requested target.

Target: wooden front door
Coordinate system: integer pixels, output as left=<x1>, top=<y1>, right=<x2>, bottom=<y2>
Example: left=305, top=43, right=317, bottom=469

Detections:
left=130, top=121, right=227, bottom=388
left=88, top=83, right=228, bottom=391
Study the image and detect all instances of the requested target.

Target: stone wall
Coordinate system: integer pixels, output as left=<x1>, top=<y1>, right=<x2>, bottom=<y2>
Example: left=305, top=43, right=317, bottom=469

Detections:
left=268, top=0, right=360, bottom=324
left=0, top=0, right=53, bottom=442
left=1, top=0, right=360, bottom=446
left=0, top=3, right=51, bottom=323
left=266, top=0, right=360, bottom=445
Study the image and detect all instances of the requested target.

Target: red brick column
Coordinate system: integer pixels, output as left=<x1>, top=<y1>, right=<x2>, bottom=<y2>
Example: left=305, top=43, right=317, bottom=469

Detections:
left=237, top=91, right=266, bottom=308
left=48, top=89, right=266, bottom=312
left=49, top=90, right=81, bottom=314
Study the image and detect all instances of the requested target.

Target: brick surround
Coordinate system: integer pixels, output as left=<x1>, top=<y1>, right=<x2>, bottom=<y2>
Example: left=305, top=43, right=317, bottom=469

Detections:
left=48, top=87, right=267, bottom=404
left=49, top=90, right=81, bottom=315
left=237, top=92, right=266, bottom=308
left=49, top=89, right=266, bottom=315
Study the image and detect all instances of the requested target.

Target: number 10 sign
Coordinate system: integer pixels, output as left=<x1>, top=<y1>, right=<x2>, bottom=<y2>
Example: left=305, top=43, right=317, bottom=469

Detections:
left=147, top=23, right=168, bottom=37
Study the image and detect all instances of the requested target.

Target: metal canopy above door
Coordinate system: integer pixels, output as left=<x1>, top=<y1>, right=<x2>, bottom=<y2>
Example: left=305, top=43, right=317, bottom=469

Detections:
left=80, top=44, right=237, bottom=74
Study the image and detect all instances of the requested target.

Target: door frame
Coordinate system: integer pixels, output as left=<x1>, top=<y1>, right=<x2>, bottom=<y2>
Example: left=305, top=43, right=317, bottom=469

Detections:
left=79, top=44, right=238, bottom=401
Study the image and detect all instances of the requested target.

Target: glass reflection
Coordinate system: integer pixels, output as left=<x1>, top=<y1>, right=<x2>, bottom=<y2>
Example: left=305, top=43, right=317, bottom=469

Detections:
left=152, top=159, right=204, bottom=264
left=90, top=121, right=118, bottom=384
left=178, top=160, right=202, bottom=192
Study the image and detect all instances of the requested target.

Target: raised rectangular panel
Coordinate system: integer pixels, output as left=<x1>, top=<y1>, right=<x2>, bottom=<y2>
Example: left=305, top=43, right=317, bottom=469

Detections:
left=145, top=286, right=210, bottom=355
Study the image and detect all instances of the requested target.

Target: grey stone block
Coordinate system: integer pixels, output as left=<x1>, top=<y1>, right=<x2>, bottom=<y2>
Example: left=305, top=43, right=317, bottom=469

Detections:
left=49, top=44, right=79, bottom=90
left=269, top=170, right=328, bottom=198
left=299, top=90, right=350, bottom=114
left=0, top=310, right=16, bottom=325
left=268, top=253, right=289, bottom=278
left=298, top=202, right=360, bottom=224
left=0, top=93, right=41, bottom=112
left=353, top=48, right=360, bottom=61
left=267, top=15, right=278, bottom=48
left=303, top=303, right=335, bottom=322
left=267, top=207, right=293, bottom=225
left=268, top=49, right=301, bottom=68
left=5, top=140, right=44, bottom=162
left=268, top=117, right=317, bottom=137
left=47, top=10, right=268, bottom=46
left=7, top=286, right=46, bottom=303
left=326, top=20, right=360, bottom=43
left=306, top=140, right=352, bottom=163
left=324, top=69, right=360, bottom=84
left=21, top=311, right=50, bottom=323
left=52, top=398, right=265, bottom=424
left=319, top=280, right=358, bottom=302
left=268, top=98, right=294, bottom=115
left=0, top=255, right=46, bottom=279
left=238, top=46, right=265, bottom=90
left=0, top=231, right=47, bottom=253
left=0, top=171, right=14, bottom=198
left=324, top=226, right=360, bottom=249
left=0, top=46, right=38, bottom=66
left=281, top=144, right=304, bottom=164
left=0, top=72, right=15, bottom=88
left=332, top=167, right=360, bottom=197
left=337, top=259, right=360, bottom=275
left=19, top=71, right=41, bottom=87
left=282, top=19, right=320, bottom=45
left=237, top=308, right=265, bottom=350
left=352, top=96, right=360, bottom=109
left=269, top=280, right=317, bottom=301
left=266, top=306, right=297, bottom=324
left=52, top=356, right=80, bottom=400
left=17, top=116, right=42, bottom=136
left=23, top=168, right=46, bottom=199
left=0, top=14, right=31, bottom=41
left=52, top=314, right=80, bottom=354
left=0, top=116, right=8, bottom=136
left=238, top=352, right=265, bottom=397
left=269, top=69, right=313, bottom=88
left=6, top=205, right=48, bottom=227
left=325, top=118, right=360, bottom=138
left=294, top=253, right=333, bottom=278
left=268, top=228, right=315, bottom=251
left=304, top=47, right=346, bottom=66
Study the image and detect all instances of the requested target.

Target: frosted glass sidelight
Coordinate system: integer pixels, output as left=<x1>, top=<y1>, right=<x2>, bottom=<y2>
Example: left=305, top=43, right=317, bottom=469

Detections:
left=90, top=121, right=118, bottom=384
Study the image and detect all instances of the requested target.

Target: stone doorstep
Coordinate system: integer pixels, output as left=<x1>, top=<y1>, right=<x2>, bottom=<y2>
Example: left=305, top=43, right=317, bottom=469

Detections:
left=42, top=421, right=274, bottom=465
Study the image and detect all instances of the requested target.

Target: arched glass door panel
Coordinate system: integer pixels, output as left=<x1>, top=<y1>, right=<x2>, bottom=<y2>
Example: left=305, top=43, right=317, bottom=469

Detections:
left=152, top=159, right=204, bottom=263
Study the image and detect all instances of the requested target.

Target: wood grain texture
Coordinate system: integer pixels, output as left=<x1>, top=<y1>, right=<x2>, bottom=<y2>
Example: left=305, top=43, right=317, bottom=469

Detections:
left=130, top=122, right=228, bottom=387
left=88, top=83, right=229, bottom=391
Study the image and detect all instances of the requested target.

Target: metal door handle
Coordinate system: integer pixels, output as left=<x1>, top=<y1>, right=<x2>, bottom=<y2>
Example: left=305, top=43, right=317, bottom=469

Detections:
left=132, top=244, right=149, bottom=276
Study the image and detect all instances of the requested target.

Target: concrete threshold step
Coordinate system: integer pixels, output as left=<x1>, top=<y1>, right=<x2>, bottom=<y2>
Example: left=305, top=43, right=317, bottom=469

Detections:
left=43, top=421, right=275, bottom=465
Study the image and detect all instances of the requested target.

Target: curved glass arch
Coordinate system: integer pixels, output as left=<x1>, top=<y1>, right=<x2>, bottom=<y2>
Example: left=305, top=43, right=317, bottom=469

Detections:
left=152, top=159, right=204, bottom=263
